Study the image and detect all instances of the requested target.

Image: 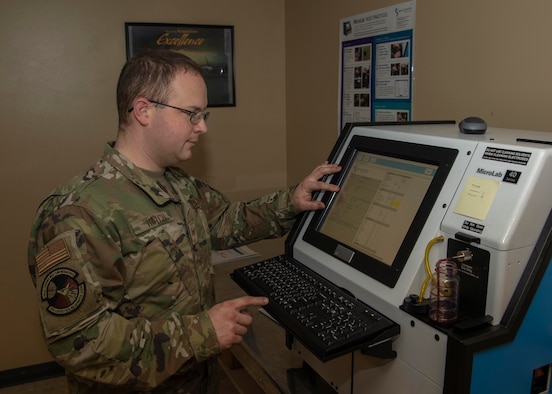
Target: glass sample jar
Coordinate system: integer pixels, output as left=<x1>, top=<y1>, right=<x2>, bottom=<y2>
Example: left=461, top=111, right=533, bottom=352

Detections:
left=429, top=259, right=459, bottom=326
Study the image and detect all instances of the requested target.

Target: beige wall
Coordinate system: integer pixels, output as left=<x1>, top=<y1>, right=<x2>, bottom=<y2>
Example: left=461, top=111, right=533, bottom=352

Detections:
left=0, top=0, right=286, bottom=370
left=2, top=0, right=552, bottom=372
left=285, top=0, right=552, bottom=183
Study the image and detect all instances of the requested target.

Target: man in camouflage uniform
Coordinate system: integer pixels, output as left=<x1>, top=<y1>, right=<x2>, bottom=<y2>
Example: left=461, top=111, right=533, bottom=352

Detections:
left=28, top=50, right=341, bottom=393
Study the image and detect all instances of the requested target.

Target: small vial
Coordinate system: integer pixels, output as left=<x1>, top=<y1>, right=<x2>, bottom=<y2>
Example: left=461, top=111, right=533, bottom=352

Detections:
left=429, top=259, right=459, bottom=326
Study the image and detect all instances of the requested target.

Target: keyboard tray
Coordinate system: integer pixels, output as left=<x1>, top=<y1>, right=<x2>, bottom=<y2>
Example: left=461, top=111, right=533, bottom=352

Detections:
left=231, top=255, right=400, bottom=362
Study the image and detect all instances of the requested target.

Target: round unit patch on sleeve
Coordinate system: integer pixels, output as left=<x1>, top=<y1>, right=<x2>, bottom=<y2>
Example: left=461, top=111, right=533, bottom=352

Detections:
left=41, top=268, right=86, bottom=316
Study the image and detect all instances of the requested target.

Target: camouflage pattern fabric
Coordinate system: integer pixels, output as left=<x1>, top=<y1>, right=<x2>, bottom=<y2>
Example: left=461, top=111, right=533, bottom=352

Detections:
left=28, top=142, right=300, bottom=393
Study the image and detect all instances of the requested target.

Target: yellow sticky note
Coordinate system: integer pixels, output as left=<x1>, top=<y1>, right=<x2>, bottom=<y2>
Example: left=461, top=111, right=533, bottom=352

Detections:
left=453, top=176, right=500, bottom=220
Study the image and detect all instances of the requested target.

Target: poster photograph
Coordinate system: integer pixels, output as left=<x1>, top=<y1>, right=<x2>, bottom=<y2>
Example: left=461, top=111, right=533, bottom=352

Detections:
left=126, top=23, right=235, bottom=107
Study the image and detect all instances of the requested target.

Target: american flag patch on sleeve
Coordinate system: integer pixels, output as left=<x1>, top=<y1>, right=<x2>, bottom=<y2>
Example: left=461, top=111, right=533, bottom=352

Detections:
left=35, top=238, right=71, bottom=276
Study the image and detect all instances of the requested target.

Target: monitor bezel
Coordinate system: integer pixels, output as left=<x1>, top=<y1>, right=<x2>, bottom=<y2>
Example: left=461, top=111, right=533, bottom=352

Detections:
left=302, top=131, right=458, bottom=288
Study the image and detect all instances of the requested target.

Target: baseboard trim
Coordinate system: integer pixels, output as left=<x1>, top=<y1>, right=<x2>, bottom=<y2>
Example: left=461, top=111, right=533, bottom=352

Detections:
left=0, top=361, right=64, bottom=388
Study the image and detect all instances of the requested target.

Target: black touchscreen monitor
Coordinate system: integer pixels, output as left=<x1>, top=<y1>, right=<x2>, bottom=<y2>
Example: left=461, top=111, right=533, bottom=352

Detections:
left=303, top=132, right=458, bottom=288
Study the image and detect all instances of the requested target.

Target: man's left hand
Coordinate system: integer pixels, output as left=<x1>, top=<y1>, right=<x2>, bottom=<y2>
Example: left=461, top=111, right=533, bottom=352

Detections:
left=293, top=161, right=341, bottom=212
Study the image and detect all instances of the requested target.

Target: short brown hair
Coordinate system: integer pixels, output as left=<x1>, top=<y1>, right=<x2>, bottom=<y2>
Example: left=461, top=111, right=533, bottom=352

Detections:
left=117, top=50, right=204, bottom=128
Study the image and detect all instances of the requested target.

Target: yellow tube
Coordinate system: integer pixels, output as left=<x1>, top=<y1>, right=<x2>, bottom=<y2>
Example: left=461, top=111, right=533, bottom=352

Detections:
left=419, top=235, right=445, bottom=303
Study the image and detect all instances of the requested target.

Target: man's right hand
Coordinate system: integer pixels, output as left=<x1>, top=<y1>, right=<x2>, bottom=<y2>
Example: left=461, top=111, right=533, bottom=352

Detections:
left=207, top=295, right=269, bottom=349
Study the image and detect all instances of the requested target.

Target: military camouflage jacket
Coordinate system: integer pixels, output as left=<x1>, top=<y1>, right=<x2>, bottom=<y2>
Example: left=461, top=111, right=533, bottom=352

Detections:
left=28, top=143, right=300, bottom=392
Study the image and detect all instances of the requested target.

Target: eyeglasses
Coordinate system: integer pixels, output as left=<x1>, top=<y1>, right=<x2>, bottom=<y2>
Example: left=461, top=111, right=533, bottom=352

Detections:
left=128, top=99, right=210, bottom=124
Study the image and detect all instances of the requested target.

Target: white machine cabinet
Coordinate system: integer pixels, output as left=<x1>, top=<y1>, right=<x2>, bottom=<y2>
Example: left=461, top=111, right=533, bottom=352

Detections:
left=285, top=122, right=552, bottom=393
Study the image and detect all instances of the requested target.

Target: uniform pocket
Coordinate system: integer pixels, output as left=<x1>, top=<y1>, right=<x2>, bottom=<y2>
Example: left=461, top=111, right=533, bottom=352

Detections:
left=123, top=228, right=193, bottom=320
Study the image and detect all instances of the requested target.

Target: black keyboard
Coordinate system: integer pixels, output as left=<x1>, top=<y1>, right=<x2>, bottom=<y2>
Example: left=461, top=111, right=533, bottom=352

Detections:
left=231, top=255, right=400, bottom=362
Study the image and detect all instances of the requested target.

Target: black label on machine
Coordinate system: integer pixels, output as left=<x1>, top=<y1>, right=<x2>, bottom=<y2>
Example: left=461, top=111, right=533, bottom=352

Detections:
left=461, top=220, right=484, bottom=234
left=503, top=170, right=522, bottom=184
left=482, top=147, right=531, bottom=165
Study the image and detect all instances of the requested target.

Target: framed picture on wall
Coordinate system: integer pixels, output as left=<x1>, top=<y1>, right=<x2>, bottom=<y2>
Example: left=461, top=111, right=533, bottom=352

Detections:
left=125, top=22, right=235, bottom=107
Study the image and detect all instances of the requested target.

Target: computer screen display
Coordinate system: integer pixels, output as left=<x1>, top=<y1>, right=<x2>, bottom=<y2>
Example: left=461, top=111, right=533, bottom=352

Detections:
left=303, top=133, right=458, bottom=287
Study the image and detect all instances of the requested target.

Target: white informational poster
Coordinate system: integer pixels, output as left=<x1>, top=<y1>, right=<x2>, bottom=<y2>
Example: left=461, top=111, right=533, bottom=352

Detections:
left=339, top=1, right=416, bottom=131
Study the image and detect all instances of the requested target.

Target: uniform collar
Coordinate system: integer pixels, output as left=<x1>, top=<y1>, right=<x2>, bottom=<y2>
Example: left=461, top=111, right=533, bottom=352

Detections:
left=102, top=142, right=179, bottom=206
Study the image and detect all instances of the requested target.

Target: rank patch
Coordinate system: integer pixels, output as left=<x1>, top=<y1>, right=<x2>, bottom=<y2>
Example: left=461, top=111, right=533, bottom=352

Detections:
left=35, top=238, right=71, bottom=276
left=40, top=268, right=85, bottom=316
